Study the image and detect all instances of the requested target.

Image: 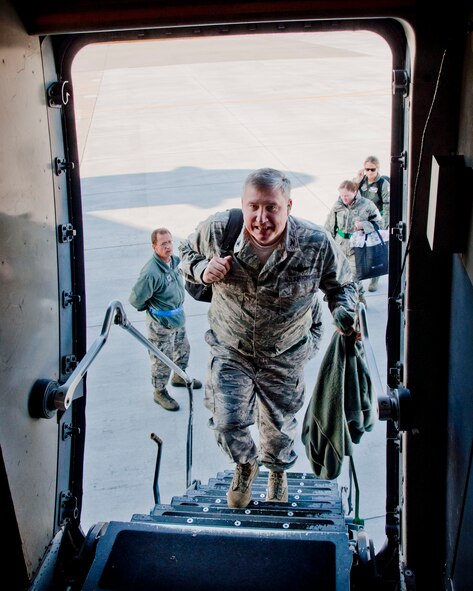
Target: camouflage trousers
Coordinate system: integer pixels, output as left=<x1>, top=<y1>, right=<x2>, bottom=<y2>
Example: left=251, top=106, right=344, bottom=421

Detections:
left=146, top=315, right=190, bottom=390
left=204, top=329, right=313, bottom=471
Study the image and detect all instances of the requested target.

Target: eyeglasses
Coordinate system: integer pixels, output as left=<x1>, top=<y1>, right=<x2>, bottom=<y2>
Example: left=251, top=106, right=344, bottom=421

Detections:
left=365, top=167, right=377, bottom=172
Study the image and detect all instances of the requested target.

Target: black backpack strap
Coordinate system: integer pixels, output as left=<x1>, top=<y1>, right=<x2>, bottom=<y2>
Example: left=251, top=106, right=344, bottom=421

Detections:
left=220, top=208, right=244, bottom=255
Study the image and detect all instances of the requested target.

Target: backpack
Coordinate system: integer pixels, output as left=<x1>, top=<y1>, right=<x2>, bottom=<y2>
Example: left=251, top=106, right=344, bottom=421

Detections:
left=184, top=208, right=244, bottom=302
left=378, top=174, right=390, bottom=191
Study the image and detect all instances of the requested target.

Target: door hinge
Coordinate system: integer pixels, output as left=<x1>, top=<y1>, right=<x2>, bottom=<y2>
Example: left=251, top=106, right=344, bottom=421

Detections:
left=391, top=150, right=407, bottom=169
left=389, top=361, right=404, bottom=386
left=55, top=157, right=75, bottom=176
left=62, top=291, right=81, bottom=308
left=58, top=223, right=76, bottom=243
left=402, top=566, right=416, bottom=590
left=392, top=69, right=409, bottom=97
left=62, top=354, right=78, bottom=375
left=391, top=221, right=407, bottom=242
left=62, top=422, right=81, bottom=441
left=58, top=490, right=78, bottom=526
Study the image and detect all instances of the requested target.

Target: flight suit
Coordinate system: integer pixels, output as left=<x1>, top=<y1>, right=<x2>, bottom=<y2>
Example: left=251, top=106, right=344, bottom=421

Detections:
left=129, top=253, right=190, bottom=390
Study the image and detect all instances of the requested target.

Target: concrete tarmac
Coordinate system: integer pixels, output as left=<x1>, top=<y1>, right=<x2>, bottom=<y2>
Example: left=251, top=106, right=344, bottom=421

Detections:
left=72, top=30, right=392, bottom=552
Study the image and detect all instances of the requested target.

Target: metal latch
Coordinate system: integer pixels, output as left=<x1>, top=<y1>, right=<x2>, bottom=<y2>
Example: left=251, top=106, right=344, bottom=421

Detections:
left=47, top=81, right=70, bottom=108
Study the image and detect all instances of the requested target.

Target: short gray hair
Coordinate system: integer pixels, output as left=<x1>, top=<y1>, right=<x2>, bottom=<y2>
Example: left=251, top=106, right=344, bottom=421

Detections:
left=244, top=168, right=291, bottom=201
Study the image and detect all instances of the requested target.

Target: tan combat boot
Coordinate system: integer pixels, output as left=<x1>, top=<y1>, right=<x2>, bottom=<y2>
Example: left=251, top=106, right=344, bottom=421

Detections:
left=266, top=471, right=288, bottom=503
left=153, top=388, right=179, bottom=411
left=227, top=460, right=259, bottom=508
left=171, top=373, right=202, bottom=389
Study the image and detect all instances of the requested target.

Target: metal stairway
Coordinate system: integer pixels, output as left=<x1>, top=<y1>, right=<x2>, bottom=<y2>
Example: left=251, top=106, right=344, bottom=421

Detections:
left=43, top=302, right=381, bottom=590
left=79, top=470, right=353, bottom=591
left=27, top=302, right=395, bottom=590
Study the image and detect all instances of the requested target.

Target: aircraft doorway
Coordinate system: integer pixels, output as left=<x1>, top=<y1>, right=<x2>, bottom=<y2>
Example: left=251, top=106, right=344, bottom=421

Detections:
left=71, top=30, right=392, bottom=551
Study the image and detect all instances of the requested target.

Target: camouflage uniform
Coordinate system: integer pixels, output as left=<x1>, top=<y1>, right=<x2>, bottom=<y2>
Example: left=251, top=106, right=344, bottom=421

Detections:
left=145, top=316, right=189, bottom=390
left=179, top=212, right=357, bottom=471
left=324, top=194, right=384, bottom=296
left=129, top=253, right=189, bottom=390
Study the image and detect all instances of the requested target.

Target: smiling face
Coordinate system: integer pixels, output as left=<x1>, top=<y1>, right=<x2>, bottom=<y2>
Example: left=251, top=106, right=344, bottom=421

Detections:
left=242, top=185, right=291, bottom=246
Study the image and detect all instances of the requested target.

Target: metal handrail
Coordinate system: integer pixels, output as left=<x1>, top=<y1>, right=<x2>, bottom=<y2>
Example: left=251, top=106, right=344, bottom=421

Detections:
left=50, top=299, right=194, bottom=488
left=53, top=300, right=189, bottom=411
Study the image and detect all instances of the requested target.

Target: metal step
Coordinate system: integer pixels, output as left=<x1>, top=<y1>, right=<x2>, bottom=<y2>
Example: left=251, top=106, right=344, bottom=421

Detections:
left=133, top=510, right=345, bottom=531
left=167, top=470, right=342, bottom=510
left=80, top=469, right=353, bottom=591
left=149, top=502, right=341, bottom=520
left=134, top=470, right=345, bottom=532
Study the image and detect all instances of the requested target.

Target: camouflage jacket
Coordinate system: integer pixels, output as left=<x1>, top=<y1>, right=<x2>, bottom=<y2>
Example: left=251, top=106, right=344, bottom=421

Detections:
left=324, top=194, right=384, bottom=260
left=179, top=211, right=357, bottom=357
